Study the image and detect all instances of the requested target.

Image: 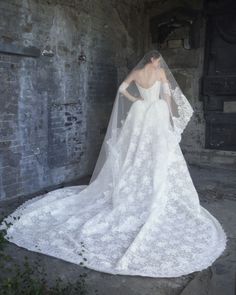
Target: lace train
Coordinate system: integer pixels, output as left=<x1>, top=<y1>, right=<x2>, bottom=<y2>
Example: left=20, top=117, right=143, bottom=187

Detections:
left=0, top=97, right=227, bottom=278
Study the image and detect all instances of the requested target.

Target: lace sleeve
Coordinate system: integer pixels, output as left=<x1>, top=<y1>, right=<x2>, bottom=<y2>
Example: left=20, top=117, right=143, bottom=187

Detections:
left=118, top=81, right=129, bottom=93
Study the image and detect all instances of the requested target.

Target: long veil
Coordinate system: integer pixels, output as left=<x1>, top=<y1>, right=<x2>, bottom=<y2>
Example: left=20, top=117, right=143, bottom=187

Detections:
left=89, top=49, right=194, bottom=184
left=0, top=49, right=227, bottom=279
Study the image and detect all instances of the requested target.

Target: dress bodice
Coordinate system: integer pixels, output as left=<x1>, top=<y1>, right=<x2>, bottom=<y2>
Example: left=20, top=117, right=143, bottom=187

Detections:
left=135, top=80, right=161, bottom=102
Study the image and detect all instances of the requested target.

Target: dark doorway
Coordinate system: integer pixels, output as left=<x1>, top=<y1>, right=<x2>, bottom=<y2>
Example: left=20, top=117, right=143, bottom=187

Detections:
left=201, top=0, right=236, bottom=151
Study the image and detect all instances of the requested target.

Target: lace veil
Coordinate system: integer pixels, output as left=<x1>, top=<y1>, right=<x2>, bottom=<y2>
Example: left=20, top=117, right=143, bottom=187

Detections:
left=89, top=49, right=194, bottom=184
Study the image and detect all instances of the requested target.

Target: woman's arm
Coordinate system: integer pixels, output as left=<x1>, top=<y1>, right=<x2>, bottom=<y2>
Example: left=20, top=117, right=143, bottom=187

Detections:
left=118, top=71, right=143, bottom=102
left=160, top=69, right=174, bottom=127
left=160, top=69, right=172, bottom=113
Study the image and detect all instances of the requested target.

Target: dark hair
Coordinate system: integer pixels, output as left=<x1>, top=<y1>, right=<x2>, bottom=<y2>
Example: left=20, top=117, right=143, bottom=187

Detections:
left=143, top=50, right=161, bottom=65
left=135, top=50, right=161, bottom=69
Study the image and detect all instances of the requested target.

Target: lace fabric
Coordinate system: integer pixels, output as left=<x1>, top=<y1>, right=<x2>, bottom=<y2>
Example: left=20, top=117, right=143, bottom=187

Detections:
left=0, top=76, right=227, bottom=278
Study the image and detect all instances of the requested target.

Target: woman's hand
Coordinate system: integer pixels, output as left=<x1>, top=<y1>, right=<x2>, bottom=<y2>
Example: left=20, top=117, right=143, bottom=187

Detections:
left=137, top=96, right=144, bottom=101
left=133, top=96, right=144, bottom=102
left=128, top=95, right=144, bottom=102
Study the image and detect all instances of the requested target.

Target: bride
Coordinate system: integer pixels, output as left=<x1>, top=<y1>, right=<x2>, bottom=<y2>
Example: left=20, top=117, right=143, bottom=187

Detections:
left=0, top=50, right=227, bottom=278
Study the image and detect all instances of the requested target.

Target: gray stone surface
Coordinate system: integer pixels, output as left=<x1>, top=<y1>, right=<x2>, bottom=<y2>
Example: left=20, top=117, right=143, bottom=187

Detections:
left=0, top=0, right=146, bottom=201
left=1, top=0, right=235, bottom=204
left=147, top=0, right=236, bottom=170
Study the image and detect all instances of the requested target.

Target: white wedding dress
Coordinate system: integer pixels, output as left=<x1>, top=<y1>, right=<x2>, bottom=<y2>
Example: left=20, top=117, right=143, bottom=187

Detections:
left=0, top=79, right=227, bottom=278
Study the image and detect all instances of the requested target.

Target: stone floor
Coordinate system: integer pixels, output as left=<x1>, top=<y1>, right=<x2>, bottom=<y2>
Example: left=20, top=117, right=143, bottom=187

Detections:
left=0, top=164, right=235, bottom=295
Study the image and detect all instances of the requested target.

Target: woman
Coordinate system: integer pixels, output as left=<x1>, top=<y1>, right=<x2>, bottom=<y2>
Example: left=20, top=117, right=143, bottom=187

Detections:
left=0, top=50, right=227, bottom=278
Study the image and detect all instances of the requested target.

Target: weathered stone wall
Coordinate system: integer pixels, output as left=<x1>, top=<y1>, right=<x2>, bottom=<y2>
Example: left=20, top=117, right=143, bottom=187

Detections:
left=2, top=0, right=234, bottom=201
left=0, top=0, right=146, bottom=200
left=146, top=0, right=236, bottom=169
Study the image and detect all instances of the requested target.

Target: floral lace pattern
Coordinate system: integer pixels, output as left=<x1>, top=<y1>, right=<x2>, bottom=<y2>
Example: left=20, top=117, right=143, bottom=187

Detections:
left=171, top=86, right=194, bottom=140
left=0, top=81, right=227, bottom=278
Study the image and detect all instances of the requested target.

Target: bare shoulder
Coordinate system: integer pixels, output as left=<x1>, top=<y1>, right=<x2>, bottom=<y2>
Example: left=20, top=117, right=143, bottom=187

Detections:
left=131, top=69, right=141, bottom=79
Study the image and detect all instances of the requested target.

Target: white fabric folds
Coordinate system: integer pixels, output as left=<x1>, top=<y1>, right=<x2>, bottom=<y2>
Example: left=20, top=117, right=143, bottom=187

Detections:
left=0, top=50, right=227, bottom=278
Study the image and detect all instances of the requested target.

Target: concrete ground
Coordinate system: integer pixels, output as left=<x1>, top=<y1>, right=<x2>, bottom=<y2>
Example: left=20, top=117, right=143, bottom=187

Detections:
left=0, top=164, right=235, bottom=295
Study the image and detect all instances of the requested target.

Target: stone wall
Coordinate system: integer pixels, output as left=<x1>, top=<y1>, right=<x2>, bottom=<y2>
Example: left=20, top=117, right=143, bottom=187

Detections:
left=146, top=0, right=236, bottom=169
left=2, top=0, right=234, bottom=202
left=0, top=0, right=147, bottom=200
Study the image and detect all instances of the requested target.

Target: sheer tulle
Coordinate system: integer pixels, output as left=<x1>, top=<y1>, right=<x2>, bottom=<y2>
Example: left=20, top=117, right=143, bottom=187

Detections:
left=0, top=80, right=227, bottom=278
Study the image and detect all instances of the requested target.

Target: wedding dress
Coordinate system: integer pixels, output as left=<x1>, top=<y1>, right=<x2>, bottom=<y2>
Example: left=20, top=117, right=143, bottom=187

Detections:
left=0, top=51, right=227, bottom=278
